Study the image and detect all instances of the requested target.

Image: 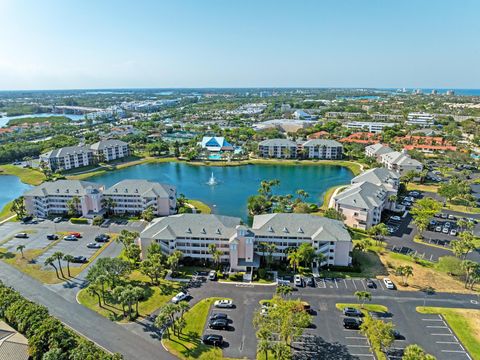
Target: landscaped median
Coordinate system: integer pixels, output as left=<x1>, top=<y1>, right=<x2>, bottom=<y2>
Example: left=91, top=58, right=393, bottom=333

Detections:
left=161, top=297, right=235, bottom=360
left=0, top=233, right=117, bottom=284
left=417, top=306, right=480, bottom=359
left=77, top=270, right=182, bottom=322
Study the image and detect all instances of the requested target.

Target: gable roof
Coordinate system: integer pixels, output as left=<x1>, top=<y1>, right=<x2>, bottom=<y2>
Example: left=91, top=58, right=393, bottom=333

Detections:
left=351, top=167, right=399, bottom=187
left=104, top=180, right=175, bottom=198
left=258, top=138, right=297, bottom=147
left=24, top=180, right=103, bottom=197
left=41, top=146, right=92, bottom=159
left=90, top=139, right=128, bottom=151
left=302, top=139, right=342, bottom=147
left=334, top=181, right=387, bottom=210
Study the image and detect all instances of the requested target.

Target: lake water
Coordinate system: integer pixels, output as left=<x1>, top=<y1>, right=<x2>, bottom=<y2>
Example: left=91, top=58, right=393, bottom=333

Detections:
left=0, top=113, right=86, bottom=127
left=87, top=162, right=354, bottom=220
left=0, top=175, right=31, bottom=213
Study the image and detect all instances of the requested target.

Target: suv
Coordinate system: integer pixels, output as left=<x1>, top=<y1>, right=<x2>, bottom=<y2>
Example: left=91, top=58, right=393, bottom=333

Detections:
left=343, top=307, right=362, bottom=317
left=202, top=334, right=223, bottom=346
left=95, top=234, right=110, bottom=242
left=208, top=270, right=217, bottom=281
left=47, top=234, right=59, bottom=240
left=294, top=275, right=303, bottom=287
left=72, top=256, right=87, bottom=263
left=383, top=278, right=395, bottom=290
left=343, top=317, right=362, bottom=329
left=208, top=318, right=229, bottom=330
left=365, top=278, right=376, bottom=288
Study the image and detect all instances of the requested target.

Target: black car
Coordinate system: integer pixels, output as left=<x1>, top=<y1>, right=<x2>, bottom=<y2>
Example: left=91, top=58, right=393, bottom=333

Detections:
left=202, top=334, right=223, bottom=346
left=208, top=318, right=229, bottom=330
left=391, top=329, right=403, bottom=340
left=72, top=256, right=88, bottom=264
left=21, top=216, right=33, bottom=224
left=95, top=234, right=110, bottom=242
left=343, top=317, right=362, bottom=329
left=366, top=278, right=376, bottom=288
left=210, top=313, right=228, bottom=321
left=47, top=234, right=59, bottom=240
left=343, top=307, right=363, bottom=317
left=304, top=277, right=315, bottom=287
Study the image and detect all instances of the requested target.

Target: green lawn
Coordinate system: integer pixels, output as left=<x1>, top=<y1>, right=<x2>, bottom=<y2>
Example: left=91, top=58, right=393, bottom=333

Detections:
left=0, top=164, right=45, bottom=185
left=417, top=307, right=480, bottom=360
left=162, top=297, right=227, bottom=360
left=336, top=303, right=389, bottom=314
left=187, top=200, right=212, bottom=214
left=0, top=201, right=15, bottom=222
left=78, top=270, right=182, bottom=322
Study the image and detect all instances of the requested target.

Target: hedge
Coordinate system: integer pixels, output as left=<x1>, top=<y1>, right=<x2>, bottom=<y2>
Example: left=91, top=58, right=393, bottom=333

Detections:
left=0, top=281, right=122, bottom=360
left=70, top=218, right=89, bottom=224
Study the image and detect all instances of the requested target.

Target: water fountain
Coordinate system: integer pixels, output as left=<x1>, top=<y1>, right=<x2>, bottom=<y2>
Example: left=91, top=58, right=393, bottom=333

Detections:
left=207, top=172, right=218, bottom=186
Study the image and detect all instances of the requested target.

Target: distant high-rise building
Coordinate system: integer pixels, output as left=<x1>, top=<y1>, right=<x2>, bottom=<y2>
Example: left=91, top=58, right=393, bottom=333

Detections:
left=414, top=89, right=422, bottom=95
left=446, top=90, right=455, bottom=96
left=431, top=89, right=438, bottom=95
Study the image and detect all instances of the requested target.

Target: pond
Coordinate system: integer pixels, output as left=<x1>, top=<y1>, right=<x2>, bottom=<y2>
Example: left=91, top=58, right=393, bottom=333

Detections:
left=0, top=175, right=32, bottom=214
left=87, top=162, right=354, bottom=220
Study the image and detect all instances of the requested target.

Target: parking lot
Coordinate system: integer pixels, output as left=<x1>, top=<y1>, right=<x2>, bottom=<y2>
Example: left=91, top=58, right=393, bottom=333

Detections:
left=314, top=277, right=389, bottom=291
left=0, top=220, right=114, bottom=268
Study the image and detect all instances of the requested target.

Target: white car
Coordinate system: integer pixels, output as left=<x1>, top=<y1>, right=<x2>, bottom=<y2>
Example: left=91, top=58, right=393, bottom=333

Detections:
left=172, top=292, right=188, bottom=304
left=214, top=299, right=234, bottom=308
left=450, top=229, right=457, bottom=236
left=294, top=275, right=303, bottom=287
left=390, top=216, right=401, bottom=222
left=442, top=227, right=449, bottom=234
left=53, top=217, right=62, bottom=223
left=383, top=278, right=395, bottom=290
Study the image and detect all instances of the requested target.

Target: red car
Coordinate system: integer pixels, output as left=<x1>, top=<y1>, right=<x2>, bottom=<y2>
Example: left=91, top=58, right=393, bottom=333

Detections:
left=69, top=232, right=82, bottom=238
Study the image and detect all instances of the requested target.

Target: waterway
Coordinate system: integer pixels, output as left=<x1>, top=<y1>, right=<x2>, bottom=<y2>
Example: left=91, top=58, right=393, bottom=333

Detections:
left=87, top=162, right=354, bottom=220
left=0, top=175, right=31, bottom=214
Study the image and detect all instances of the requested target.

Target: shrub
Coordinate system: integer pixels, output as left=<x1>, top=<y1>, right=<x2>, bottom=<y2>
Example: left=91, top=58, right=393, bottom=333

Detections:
left=92, top=216, right=104, bottom=226
left=258, top=268, right=267, bottom=279
left=70, top=218, right=89, bottom=224
left=228, top=272, right=244, bottom=281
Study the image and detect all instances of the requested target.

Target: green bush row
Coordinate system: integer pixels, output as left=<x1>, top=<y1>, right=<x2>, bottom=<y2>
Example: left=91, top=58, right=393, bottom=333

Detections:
left=70, top=218, right=89, bottom=224
left=0, top=281, right=122, bottom=360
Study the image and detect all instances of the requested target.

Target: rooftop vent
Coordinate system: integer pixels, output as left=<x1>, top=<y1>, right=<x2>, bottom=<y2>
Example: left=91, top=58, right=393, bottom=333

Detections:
left=186, top=228, right=191, bottom=234
left=216, top=229, right=221, bottom=235
left=201, top=228, right=206, bottom=234
left=135, top=189, right=139, bottom=193
left=114, top=188, right=118, bottom=193
left=298, top=227, right=304, bottom=233
left=268, top=226, right=274, bottom=233
left=282, top=227, right=289, bottom=233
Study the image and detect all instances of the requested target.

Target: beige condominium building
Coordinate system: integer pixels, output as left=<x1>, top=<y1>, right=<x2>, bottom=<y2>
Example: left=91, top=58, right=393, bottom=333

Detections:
left=139, top=213, right=352, bottom=277
left=90, top=139, right=129, bottom=162
left=40, top=146, right=94, bottom=171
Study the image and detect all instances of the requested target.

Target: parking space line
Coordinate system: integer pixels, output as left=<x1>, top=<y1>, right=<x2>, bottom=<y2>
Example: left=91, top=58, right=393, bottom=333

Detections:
left=347, top=345, right=370, bottom=348
left=349, top=354, right=374, bottom=357
left=343, top=279, right=348, bottom=288
left=377, top=280, right=385, bottom=290
left=352, top=279, right=358, bottom=290
left=422, top=318, right=443, bottom=321
left=345, top=337, right=365, bottom=339
left=427, top=325, right=448, bottom=328
left=441, top=350, right=468, bottom=353
left=361, top=279, right=366, bottom=290
left=432, top=333, right=455, bottom=336
left=436, top=341, right=460, bottom=344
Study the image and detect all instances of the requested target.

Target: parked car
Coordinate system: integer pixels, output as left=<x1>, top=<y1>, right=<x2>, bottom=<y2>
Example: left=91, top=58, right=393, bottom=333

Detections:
left=435, top=226, right=442, bottom=232
left=53, top=217, right=63, bottom=223
left=448, top=214, right=456, bottom=220
left=68, top=232, right=82, bottom=238
left=208, top=318, right=229, bottom=330
left=208, top=270, right=217, bottom=281
left=450, top=229, right=458, bottom=236
left=14, top=233, right=28, bottom=238
left=202, top=334, right=223, bottom=346
left=72, top=256, right=87, bottom=263
left=383, top=278, right=395, bottom=290
left=172, top=292, right=188, bottom=304
left=21, top=216, right=33, bottom=224
left=214, top=299, right=234, bottom=308
left=87, top=243, right=102, bottom=249
left=294, top=275, right=303, bottom=287
left=441, top=213, right=448, bottom=219
left=390, top=216, right=401, bottom=221
left=46, top=234, right=59, bottom=240
left=442, top=227, right=449, bottom=234
left=343, top=307, right=362, bottom=317
left=343, top=317, right=362, bottom=329
left=391, top=329, right=403, bottom=340
left=95, top=234, right=110, bottom=242
left=409, top=191, right=420, bottom=198
left=304, top=277, right=314, bottom=287
left=210, top=313, right=228, bottom=321
left=63, top=235, right=78, bottom=241
left=387, top=226, right=396, bottom=234
left=366, top=278, right=376, bottom=288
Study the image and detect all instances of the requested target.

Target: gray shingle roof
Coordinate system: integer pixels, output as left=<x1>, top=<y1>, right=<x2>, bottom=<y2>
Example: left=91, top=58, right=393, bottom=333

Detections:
left=302, top=139, right=342, bottom=147
left=140, top=214, right=242, bottom=240
left=258, top=139, right=297, bottom=147
left=24, top=180, right=103, bottom=197
left=334, top=181, right=386, bottom=209
left=90, top=139, right=128, bottom=151
left=251, top=213, right=351, bottom=242
left=104, top=180, right=175, bottom=198
left=365, top=143, right=393, bottom=156
left=351, top=167, right=399, bottom=187
left=41, top=146, right=92, bottom=159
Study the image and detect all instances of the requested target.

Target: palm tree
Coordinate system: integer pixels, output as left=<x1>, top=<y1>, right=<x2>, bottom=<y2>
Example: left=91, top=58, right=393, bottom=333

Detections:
left=265, top=243, right=277, bottom=268
left=101, top=197, right=117, bottom=217
left=67, top=196, right=81, bottom=217
left=87, top=283, right=102, bottom=308
left=287, top=250, right=300, bottom=273
left=132, top=286, right=145, bottom=317
left=52, top=251, right=65, bottom=278
left=44, top=256, right=59, bottom=278
left=11, top=197, right=26, bottom=219
left=258, top=339, right=272, bottom=360
left=208, top=243, right=222, bottom=269
left=461, top=260, right=479, bottom=288
left=16, top=244, right=26, bottom=259
left=296, top=189, right=309, bottom=202
left=354, top=291, right=372, bottom=308
left=63, top=254, right=75, bottom=277
left=155, top=311, right=172, bottom=338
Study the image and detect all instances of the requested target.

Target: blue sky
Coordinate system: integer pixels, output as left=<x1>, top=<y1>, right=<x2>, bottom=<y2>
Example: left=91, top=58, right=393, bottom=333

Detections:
left=0, top=0, right=479, bottom=90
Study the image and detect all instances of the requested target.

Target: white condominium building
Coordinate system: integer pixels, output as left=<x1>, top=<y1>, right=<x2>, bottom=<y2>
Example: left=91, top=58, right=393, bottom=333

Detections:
left=90, top=140, right=129, bottom=162
left=365, top=143, right=394, bottom=161
left=40, top=146, right=94, bottom=171
left=406, top=112, right=435, bottom=127
left=380, top=151, right=423, bottom=176
left=24, top=180, right=104, bottom=218
left=345, top=122, right=396, bottom=133
left=139, top=213, right=352, bottom=273
left=258, top=139, right=298, bottom=158
left=301, top=139, right=343, bottom=159
left=103, top=180, right=177, bottom=216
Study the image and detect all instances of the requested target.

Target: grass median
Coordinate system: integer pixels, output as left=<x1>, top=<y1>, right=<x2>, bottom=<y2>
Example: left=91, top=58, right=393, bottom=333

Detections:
left=417, top=307, right=480, bottom=359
